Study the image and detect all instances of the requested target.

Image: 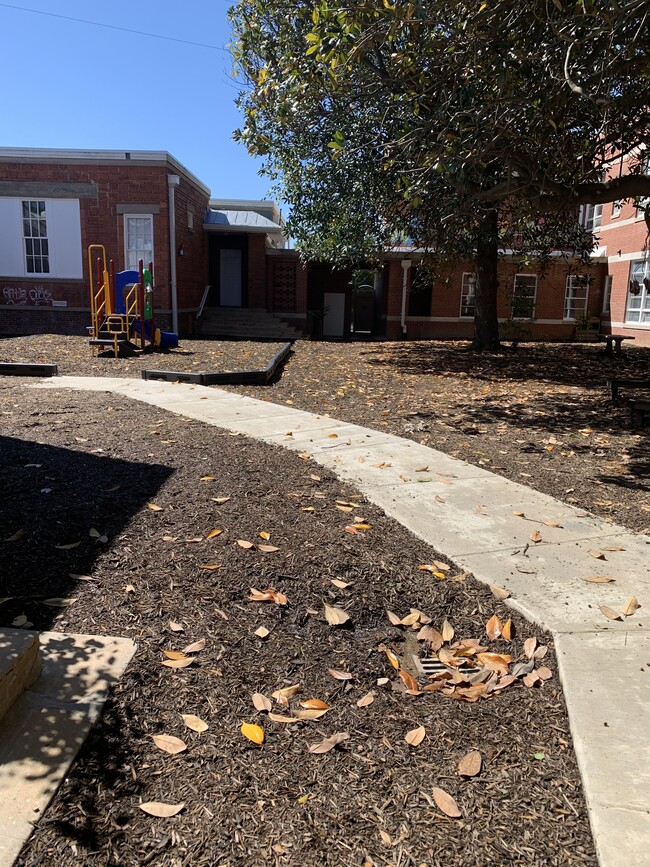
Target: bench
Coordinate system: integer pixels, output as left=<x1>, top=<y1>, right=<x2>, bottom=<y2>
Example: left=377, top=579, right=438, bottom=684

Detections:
left=598, top=334, right=635, bottom=356
left=631, top=399, right=650, bottom=427
left=607, top=378, right=650, bottom=401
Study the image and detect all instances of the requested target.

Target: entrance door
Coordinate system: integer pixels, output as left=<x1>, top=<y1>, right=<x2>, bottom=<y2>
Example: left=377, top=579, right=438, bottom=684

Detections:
left=220, top=249, right=242, bottom=306
left=323, top=292, right=346, bottom=337
left=352, top=285, right=375, bottom=333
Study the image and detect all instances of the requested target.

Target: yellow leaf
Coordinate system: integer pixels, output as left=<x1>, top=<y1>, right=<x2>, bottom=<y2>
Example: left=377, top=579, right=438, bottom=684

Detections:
left=259, top=531, right=271, bottom=540
left=379, top=645, right=400, bottom=669
left=206, top=528, right=223, bottom=539
left=241, top=722, right=264, bottom=744
left=501, top=618, right=514, bottom=640
left=301, top=506, right=315, bottom=512
left=147, top=503, right=163, bottom=511
left=200, top=476, right=216, bottom=481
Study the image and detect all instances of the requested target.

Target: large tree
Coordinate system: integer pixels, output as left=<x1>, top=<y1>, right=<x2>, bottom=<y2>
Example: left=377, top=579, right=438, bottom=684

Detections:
left=229, top=0, right=650, bottom=348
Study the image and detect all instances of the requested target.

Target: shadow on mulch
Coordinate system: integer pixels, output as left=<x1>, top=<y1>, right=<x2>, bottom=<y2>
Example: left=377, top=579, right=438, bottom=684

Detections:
left=0, top=436, right=173, bottom=629
left=362, top=340, right=649, bottom=391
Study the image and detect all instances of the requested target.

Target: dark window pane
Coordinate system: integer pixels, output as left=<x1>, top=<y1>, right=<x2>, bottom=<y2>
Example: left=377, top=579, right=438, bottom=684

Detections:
left=22, top=201, right=29, bottom=218
left=26, top=257, right=34, bottom=273
left=41, top=239, right=48, bottom=255
left=25, top=239, right=33, bottom=255
left=42, top=259, right=50, bottom=274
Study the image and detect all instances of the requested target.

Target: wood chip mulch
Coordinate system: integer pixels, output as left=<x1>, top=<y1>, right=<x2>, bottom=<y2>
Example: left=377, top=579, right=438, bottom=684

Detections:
left=1, top=381, right=596, bottom=866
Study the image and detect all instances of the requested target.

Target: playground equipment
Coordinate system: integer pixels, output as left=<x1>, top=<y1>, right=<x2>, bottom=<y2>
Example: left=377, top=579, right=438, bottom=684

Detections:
left=87, top=244, right=178, bottom=357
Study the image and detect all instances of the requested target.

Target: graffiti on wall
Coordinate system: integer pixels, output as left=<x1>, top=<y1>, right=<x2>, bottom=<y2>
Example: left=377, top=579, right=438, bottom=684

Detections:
left=2, top=286, right=53, bottom=305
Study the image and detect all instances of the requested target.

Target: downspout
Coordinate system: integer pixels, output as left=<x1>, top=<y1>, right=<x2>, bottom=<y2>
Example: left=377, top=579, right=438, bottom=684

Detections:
left=167, top=174, right=180, bottom=335
left=400, top=259, right=412, bottom=335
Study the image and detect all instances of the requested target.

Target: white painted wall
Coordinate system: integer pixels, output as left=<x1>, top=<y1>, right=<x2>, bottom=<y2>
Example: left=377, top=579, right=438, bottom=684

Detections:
left=0, top=197, right=83, bottom=279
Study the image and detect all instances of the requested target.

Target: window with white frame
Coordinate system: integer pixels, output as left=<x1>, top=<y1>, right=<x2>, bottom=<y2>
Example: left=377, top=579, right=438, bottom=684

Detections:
left=124, top=215, right=154, bottom=270
left=626, top=260, right=650, bottom=324
left=581, top=203, right=603, bottom=231
left=602, top=275, right=612, bottom=314
left=512, top=274, right=537, bottom=318
left=611, top=200, right=622, bottom=218
left=460, top=272, right=476, bottom=318
left=564, top=275, right=589, bottom=321
left=22, top=200, right=49, bottom=274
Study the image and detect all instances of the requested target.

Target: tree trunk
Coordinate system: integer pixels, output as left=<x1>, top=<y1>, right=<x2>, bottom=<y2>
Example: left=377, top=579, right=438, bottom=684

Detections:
left=472, top=209, right=501, bottom=350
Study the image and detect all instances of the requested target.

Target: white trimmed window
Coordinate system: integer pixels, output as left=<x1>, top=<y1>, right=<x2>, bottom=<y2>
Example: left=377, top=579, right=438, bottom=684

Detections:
left=626, top=260, right=650, bottom=324
left=22, top=200, right=49, bottom=274
left=602, top=275, right=612, bottom=314
left=124, top=215, right=154, bottom=270
left=460, top=272, right=476, bottom=318
left=611, top=200, right=622, bottom=219
left=564, top=275, right=589, bottom=321
left=581, top=203, right=602, bottom=232
left=512, top=274, right=537, bottom=319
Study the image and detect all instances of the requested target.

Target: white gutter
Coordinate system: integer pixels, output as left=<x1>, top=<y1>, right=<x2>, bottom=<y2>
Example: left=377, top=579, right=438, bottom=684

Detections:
left=168, top=174, right=180, bottom=335
left=400, top=259, right=412, bottom=335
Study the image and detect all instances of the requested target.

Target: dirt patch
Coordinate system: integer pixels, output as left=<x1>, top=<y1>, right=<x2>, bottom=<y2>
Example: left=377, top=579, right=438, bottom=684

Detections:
left=226, top=340, right=650, bottom=534
left=2, top=382, right=595, bottom=866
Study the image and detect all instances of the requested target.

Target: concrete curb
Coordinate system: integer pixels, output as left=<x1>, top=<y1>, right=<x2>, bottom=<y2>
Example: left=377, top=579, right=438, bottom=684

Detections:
left=0, top=362, right=58, bottom=377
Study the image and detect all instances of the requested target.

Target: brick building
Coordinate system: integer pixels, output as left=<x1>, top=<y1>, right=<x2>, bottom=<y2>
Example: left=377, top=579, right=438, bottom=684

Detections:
left=2, top=145, right=637, bottom=344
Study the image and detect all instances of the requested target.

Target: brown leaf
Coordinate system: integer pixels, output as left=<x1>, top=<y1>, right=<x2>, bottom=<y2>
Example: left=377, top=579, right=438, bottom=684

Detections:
left=621, top=596, right=640, bottom=617
left=336, top=504, right=354, bottom=513
left=603, top=545, right=625, bottom=552
left=490, top=584, right=510, bottom=600
left=308, top=732, right=349, bottom=754
left=523, top=671, right=541, bottom=688
left=139, top=801, right=185, bottom=817
left=404, top=725, right=426, bottom=747
left=182, top=638, right=206, bottom=654
left=268, top=713, right=301, bottom=724
left=584, top=575, right=616, bottom=584
left=331, top=578, right=351, bottom=589
left=54, top=541, right=81, bottom=550
left=399, top=669, right=421, bottom=694
left=301, top=506, right=315, bottom=512
left=356, top=691, right=375, bottom=708
left=168, top=620, right=184, bottom=633
left=379, top=645, right=400, bottom=670
left=241, top=722, right=265, bottom=744
left=161, top=657, right=195, bottom=669
left=387, top=610, right=403, bottom=626
left=530, top=530, right=542, bottom=543
left=533, top=644, right=548, bottom=660
left=323, top=603, right=351, bottom=626
left=441, top=619, right=454, bottom=642
left=237, top=539, right=254, bottom=549
left=147, top=503, right=163, bottom=512
left=185, top=536, right=203, bottom=543
left=590, top=550, right=606, bottom=560
left=543, top=520, right=564, bottom=528
left=254, top=625, right=270, bottom=639
left=501, top=618, right=514, bottom=640
left=600, top=604, right=623, bottom=621
left=248, top=587, right=288, bottom=605
left=523, top=637, right=537, bottom=659
left=4, top=528, right=25, bottom=541
left=197, top=563, right=222, bottom=571
left=206, top=528, right=223, bottom=539
left=181, top=714, right=209, bottom=732
left=328, top=668, right=353, bottom=680
left=458, top=750, right=482, bottom=777
left=513, top=511, right=525, bottom=518
left=299, top=698, right=329, bottom=710
left=485, top=614, right=502, bottom=640
left=432, top=786, right=462, bottom=818
left=211, top=496, right=231, bottom=504
left=537, top=666, right=553, bottom=681
left=163, top=650, right=188, bottom=660
left=151, top=734, right=187, bottom=755
left=257, top=544, right=280, bottom=553
left=293, top=708, right=329, bottom=720
left=400, top=610, right=421, bottom=627
left=417, top=626, right=443, bottom=650
left=200, top=475, right=216, bottom=481
left=252, top=693, right=272, bottom=712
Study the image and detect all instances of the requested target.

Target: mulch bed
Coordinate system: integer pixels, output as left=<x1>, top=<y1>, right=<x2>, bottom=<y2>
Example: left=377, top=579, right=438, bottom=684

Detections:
left=1, top=381, right=596, bottom=866
left=227, top=340, right=650, bottom=534
left=0, top=335, right=286, bottom=378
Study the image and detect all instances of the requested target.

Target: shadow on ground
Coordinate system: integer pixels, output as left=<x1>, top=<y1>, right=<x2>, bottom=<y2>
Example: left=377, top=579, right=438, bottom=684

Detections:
left=0, top=436, right=173, bottom=629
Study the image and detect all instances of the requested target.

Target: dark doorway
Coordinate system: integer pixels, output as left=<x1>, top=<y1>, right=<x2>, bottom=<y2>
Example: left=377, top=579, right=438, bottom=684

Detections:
left=207, top=235, right=249, bottom=307
left=352, top=285, right=375, bottom=334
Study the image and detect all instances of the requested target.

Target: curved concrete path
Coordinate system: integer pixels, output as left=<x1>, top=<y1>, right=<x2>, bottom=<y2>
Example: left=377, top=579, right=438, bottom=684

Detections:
left=34, top=376, right=650, bottom=867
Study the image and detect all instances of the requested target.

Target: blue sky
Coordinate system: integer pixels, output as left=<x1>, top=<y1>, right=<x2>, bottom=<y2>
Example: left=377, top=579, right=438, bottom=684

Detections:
left=0, top=1, right=271, bottom=201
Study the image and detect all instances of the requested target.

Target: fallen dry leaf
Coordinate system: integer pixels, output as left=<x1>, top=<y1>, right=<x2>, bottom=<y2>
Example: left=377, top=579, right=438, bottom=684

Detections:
left=537, top=666, right=553, bottom=681
left=182, top=638, right=206, bottom=654
left=268, top=713, right=301, bottom=724
left=490, top=584, right=510, bottom=600
left=323, top=603, right=351, bottom=626
left=147, top=503, right=163, bottom=512
left=501, top=618, right=514, bottom=640
left=432, top=786, right=462, bottom=818
left=399, top=669, right=421, bottom=694
left=590, top=550, right=606, bottom=560
left=621, top=596, right=640, bottom=617
left=603, top=545, right=625, bottom=552
left=294, top=708, right=329, bottom=720
left=331, top=578, right=351, bottom=589
left=3, top=528, right=25, bottom=542
left=54, top=541, right=81, bottom=550
left=379, top=645, right=400, bottom=670
left=417, top=626, right=444, bottom=649
left=584, top=575, right=616, bottom=584
left=161, top=657, right=194, bottom=669
left=139, top=801, right=185, bottom=818
left=356, top=691, right=375, bottom=708
left=206, top=528, right=223, bottom=539
left=523, top=671, right=541, bottom=688
left=211, top=496, right=231, bottom=504
left=299, top=698, right=329, bottom=710
left=252, top=692, right=272, bottom=712
left=387, top=610, right=403, bottom=626
left=248, top=587, right=288, bottom=605
left=441, top=619, right=455, bottom=643
left=530, top=530, right=542, bottom=543
left=523, top=637, right=538, bottom=659
left=197, top=563, right=222, bottom=571
left=600, top=605, right=623, bottom=621
left=254, top=626, right=270, bottom=639
left=458, top=750, right=482, bottom=777
left=328, top=668, right=353, bottom=681
left=181, top=714, right=209, bottom=732
left=258, top=531, right=271, bottom=540
left=405, top=725, right=426, bottom=747
left=308, top=732, right=349, bottom=754
left=272, top=684, right=301, bottom=704
left=543, top=520, right=564, bottom=528
left=151, top=734, right=187, bottom=755
left=241, top=722, right=265, bottom=744
left=485, top=614, right=502, bottom=640
left=237, top=540, right=254, bottom=549
left=168, top=620, right=184, bottom=632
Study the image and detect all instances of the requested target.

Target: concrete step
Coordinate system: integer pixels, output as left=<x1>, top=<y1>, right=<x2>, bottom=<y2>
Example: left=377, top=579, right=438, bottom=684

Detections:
left=0, top=630, right=41, bottom=722
left=198, top=307, right=303, bottom=340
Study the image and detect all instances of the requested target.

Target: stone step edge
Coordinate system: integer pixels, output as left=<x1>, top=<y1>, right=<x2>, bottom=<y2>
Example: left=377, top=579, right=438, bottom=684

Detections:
left=0, top=630, right=41, bottom=722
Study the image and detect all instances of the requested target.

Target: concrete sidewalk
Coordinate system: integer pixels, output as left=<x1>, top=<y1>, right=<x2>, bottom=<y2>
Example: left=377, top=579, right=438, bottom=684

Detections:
left=34, top=376, right=650, bottom=867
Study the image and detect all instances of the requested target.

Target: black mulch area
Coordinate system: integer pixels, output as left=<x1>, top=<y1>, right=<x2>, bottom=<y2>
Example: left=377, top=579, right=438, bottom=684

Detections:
left=226, top=340, right=650, bottom=534
left=0, top=335, right=286, bottom=378
left=1, top=382, right=596, bottom=866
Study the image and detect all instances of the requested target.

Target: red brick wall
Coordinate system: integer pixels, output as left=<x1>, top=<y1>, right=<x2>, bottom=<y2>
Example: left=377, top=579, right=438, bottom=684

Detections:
left=247, top=234, right=267, bottom=309
left=0, top=158, right=209, bottom=337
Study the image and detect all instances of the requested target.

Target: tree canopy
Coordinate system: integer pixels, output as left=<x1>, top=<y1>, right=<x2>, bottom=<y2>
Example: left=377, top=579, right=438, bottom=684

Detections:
left=229, top=0, right=649, bottom=346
